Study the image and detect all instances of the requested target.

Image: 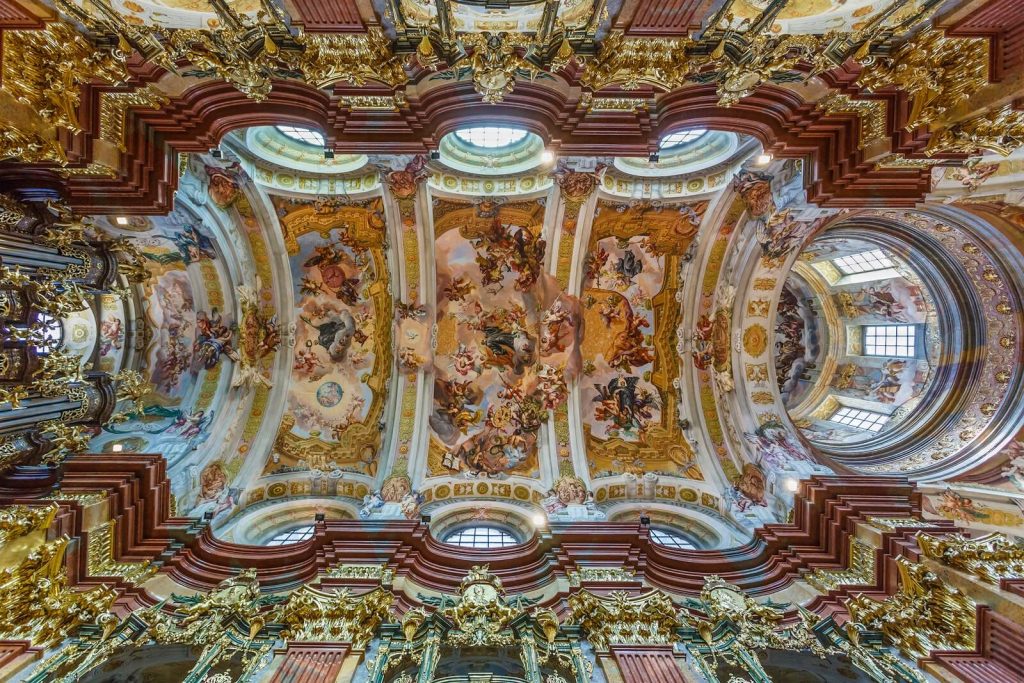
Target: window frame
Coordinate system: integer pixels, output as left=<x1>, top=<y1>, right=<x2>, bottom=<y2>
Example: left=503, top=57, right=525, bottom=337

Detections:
left=649, top=527, right=698, bottom=550
left=828, top=406, right=890, bottom=433
left=264, top=525, right=315, bottom=546
left=275, top=125, right=326, bottom=147
left=832, top=249, right=896, bottom=276
left=861, top=323, right=921, bottom=359
left=453, top=126, right=529, bottom=149
left=659, top=129, right=708, bottom=149
left=441, top=525, right=520, bottom=549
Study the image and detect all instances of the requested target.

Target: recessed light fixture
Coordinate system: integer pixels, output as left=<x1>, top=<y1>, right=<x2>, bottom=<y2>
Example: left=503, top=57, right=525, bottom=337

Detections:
left=115, top=216, right=129, bottom=225
left=784, top=478, right=799, bottom=492
left=541, top=150, right=554, bottom=164
left=111, top=443, right=123, bottom=452
left=755, top=153, right=773, bottom=166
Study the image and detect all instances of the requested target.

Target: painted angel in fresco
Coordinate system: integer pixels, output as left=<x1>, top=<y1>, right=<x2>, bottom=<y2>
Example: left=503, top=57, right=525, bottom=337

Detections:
left=452, top=343, right=483, bottom=377
left=732, top=463, right=768, bottom=511
left=540, top=300, right=573, bottom=355
left=302, top=243, right=363, bottom=306
left=168, top=408, right=213, bottom=439
left=472, top=218, right=546, bottom=292
left=744, top=420, right=812, bottom=470
left=204, top=162, right=243, bottom=209
left=443, top=275, right=476, bottom=302
left=592, top=376, right=659, bottom=437
left=606, top=304, right=654, bottom=371
left=301, top=310, right=365, bottom=362
left=142, top=225, right=217, bottom=266
left=869, top=359, right=907, bottom=404
left=432, top=378, right=483, bottom=436
left=933, top=488, right=990, bottom=523
left=481, top=324, right=535, bottom=375
left=535, top=364, right=568, bottom=411
left=756, top=209, right=806, bottom=264
left=192, top=309, right=236, bottom=371
left=732, top=168, right=776, bottom=220
left=99, top=316, right=124, bottom=356
left=613, top=249, right=643, bottom=288
left=383, top=155, right=430, bottom=200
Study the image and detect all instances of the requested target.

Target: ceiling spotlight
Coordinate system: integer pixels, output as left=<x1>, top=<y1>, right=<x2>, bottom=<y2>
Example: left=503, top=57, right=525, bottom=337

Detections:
left=648, top=152, right=660, bottom=163
left=323, top=148, right=335, bottom=160
left=784, top=478, right=799, bottom=492
left=755, top=153, right=773, bottom=166
left=115, top=216, right=129, bottom=225
left=429, top=150, right=441, bottom=160
left=532, top=513, right=547, bottom=527
left=209, top=147, right=222, bottom=159
left=111, top=443, right=123, bottom=452
left=541, top=149, right=554, bottom=164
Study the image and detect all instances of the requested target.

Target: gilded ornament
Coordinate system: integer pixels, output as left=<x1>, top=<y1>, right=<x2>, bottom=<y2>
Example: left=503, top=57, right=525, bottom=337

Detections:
left=815, top=92, right=888, bottom=148
left=856, top=29, right=988, bottom=132
left=806, top=538, right=876, bottom=593
left=568, top=588, right=683, bottom=650
left=98, top=85, right=170, bottom=151
left=0, top=125, right=67, bottom=165
left=580, top=31, right=693, bottom=91
left=917, top=531, right=1024, bottom=585
left=0, top=194, right=26, bottom=226
left=298, top=29, right=407, bottom=90
left=845, top=557, right=976, bottom=659
left=0, top=509, right=116, bottom=649
left=925, top=104, right=1024, bottom=156
left=1, top=22, right=129, bottom=133
left=567, top=566, right=636, bottom=586
left=85, top=519, right=156, bottom=585
left=278, top=585, right=393, bottom=648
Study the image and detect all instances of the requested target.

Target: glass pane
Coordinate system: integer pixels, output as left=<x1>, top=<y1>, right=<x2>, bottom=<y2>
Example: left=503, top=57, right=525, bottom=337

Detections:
left=443, top=526, right=518, bottom=548
left=275, top=125, right=326, bottom=146
left=833, top=249, right=895, bottom=275
left=659, top=129, right=708, bottom=149
left=453, top=127, right=529, bottom=149
left=863, top=325, right=916, bottom=358
left=266, top=525, right=315, bottom=546
left=649, top=528, right=697, bottom=549
left=829, top=406, right=889, bottom=433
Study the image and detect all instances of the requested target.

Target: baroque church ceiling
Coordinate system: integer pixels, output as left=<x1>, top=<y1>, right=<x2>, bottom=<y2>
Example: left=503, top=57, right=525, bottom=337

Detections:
left=2, top=0, right=1024, bottom=548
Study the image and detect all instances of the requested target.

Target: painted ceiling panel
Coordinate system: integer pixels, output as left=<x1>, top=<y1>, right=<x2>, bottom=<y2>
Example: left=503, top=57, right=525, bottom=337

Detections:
left=581, top=199, right=706, bottom=480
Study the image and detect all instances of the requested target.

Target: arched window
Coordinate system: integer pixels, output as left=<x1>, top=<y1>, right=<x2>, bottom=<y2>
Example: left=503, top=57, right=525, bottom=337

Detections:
left=453, top=126, right=529, bottom=149
left=659, top=129, right=707, bottom=149
left=649, top=527, right=697, bottom=550
left=442, top=525, right=519, bottom=548
left=265, top=525, right=315, bottom=546
left=275, top=125, right=325, bottom=147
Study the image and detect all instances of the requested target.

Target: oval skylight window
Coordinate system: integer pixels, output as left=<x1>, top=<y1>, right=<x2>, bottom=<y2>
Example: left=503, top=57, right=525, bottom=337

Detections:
left=454, top=126, right=529, bottom=149
left=275, top=125, right=325, bottom=147
left=660, top=129, right=708, bottom=149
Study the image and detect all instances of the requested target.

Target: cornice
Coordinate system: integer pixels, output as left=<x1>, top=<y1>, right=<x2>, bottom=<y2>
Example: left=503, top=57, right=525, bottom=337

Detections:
left=0, top=457, right=946, bottom=601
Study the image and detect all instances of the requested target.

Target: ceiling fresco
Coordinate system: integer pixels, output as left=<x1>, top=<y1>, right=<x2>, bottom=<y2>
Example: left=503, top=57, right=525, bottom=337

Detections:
left=89, top=211, right=233, bottom=470
left=267, top=195, right=392, bottom=478
left=429, top=196, right=575, bottom=480
left=68, top=123, right=1024, bottom=544
left=581, top=199, right=706, bottom=480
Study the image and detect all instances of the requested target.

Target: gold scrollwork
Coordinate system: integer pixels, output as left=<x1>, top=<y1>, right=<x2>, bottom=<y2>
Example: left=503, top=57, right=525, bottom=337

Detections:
left=845, top=557, right=976, bottom=659
left=568, top=588, right=683, bottom=650
left=917, top=531, right=1024, bottom=585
